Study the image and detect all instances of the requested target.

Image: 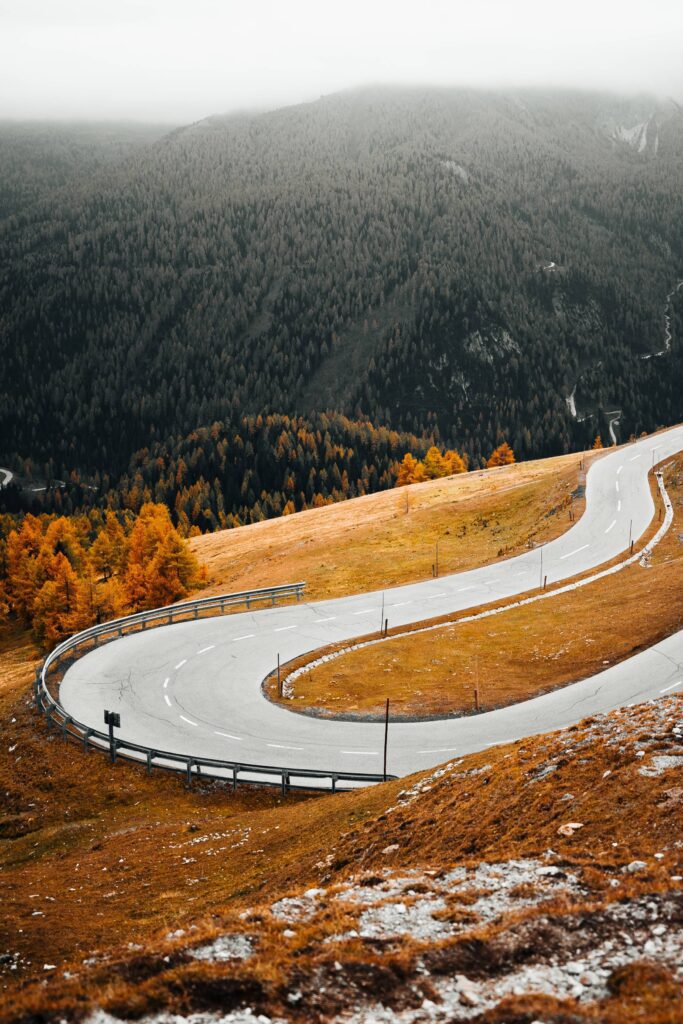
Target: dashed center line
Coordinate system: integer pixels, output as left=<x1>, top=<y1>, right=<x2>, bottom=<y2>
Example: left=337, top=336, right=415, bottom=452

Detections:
left=392, top=601, right=412, bottom=607
left=560, top=544, right=589, bottom=560
left=418, top=747, right=458, bottom=753
left=629, top=454, right=641, bottom=461
left=615, top=480, right=619, bottom=493
left=197, top=645, right=215, bottom=655
left=341, top=750, right=380, bottom=756
left=422, top=592, right=446, bottom=600
left=514, top=570, right=528, bottom=576
left=617, top=500, right=622, bottom=512
left=457, top=586, right=474, bottom=593
left=274, top=625, right=297, bottom=632
left=164, top=694, right=172, bottom=707
left=316, top=616, right=336, bottom=622
left=214, top=730, right=242, bottom=741
left=163, top=677, right=170, bottom=688
left=267, top=743, right=303, bottom=751
left=232, top=634, right=255, bottom=642
left=604, top=520, right=617, bottom=534
left=179, top=715, right=197, bottom=726
left=353, top=609, right=373, bottom=615
left=174, top=659, right=186, bottom=670
left=617, top=465, right=623, bottom=475
left=660, top=680, right=682, bottom=694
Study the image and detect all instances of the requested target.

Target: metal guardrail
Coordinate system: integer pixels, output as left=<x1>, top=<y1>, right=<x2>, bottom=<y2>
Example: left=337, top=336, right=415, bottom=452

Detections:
left=35, top=581, right=396, bottom=793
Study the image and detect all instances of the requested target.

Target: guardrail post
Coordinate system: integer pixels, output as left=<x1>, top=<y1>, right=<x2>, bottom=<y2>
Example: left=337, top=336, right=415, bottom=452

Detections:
left=246, top=596, right=251, bottom=609
left=186, top=759, right=193, bottom=786
left=61, top=716, right=72, bottom=741
left=194, top=607, right=198, bottom=620
left=296, top=588, right=301, bottom=602
left=331, top=775, right=337, bottom=794
left=233, top=765, right=240, bottom=791
left=272, top=594, right=277, bottom=606
left=83, top=728, right=92, bottom=752
left=281, top=771, right=289, bottom=796
left=146, top=750, right=154, bottom=775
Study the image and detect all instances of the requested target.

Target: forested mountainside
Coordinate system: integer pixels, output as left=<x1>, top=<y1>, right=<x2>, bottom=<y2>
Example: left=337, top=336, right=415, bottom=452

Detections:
left=0, top=121, right=171, bottom=220
left=1, top=414, right=432, bottom=529
left=1, top=87, right=682, bottom=486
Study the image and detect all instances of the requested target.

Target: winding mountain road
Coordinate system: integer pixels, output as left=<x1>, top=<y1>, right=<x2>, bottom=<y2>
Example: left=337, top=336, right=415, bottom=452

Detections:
left=60, top=427, right=683, bottom=782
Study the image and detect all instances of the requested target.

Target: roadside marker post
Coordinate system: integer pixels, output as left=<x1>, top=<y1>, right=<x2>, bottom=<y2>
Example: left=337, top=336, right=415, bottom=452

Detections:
left=383, top=699, right=390, bottom=781
left=104, top=709, right=120, bottom=763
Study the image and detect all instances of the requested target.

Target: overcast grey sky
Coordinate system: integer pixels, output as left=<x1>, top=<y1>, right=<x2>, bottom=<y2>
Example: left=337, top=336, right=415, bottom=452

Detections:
left=1, top=0, right=681, bottom=123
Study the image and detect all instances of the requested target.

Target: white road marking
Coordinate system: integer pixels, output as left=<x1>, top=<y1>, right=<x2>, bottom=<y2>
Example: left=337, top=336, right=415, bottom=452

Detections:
left=179, top=715, right=198, bottom=727
left=560, top=544, right=589, bottom=560
left=423, top=593, right=447, bottom=600
left=163, top=677, right=170, bottom=688
left=274, top=625, right=297, bottom=632
left=164, top=694, right=172, bottom=706
left=267, top=743, right=303, bottom=750
left=604, top=520, right=616, bottom=534
left=514, top=570, right=527, bottom=576
left=629, top=454, right=641, bottom=461
left=615, top=480, right=619, bottom=493
left=214, top=731, right=242, bottom=741
left=316, top=617, right=336, bottom=622
left=175, top=659, right=187, bottom=670
left=418, top=747, right=458, bottom=753
left=617, top=466, right=623, bottom=475
left=618, top=500, right=622, bottom=512
left=232, top=634, right=255, bottom=641
left=341, top=750, right=380, bottom=756
left=353, top=609, right=373, bottom=615
left=197, top=645, right=215, bottom=655
left=392, top=602, right=412, bottom=607
left=457, top=586, right=474, bottom=593
left=484, top=578, right=501, bottom=585
left=660, top=680, right=682, bottom=693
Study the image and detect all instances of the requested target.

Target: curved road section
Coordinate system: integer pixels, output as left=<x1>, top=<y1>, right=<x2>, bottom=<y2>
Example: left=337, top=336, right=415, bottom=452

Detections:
left=60, top=427, right=683, bottom=780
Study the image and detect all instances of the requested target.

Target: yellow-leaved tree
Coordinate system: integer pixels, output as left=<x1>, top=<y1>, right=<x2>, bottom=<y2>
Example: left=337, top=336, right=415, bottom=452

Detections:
left=123, top=503, right=205, bottom=611
left=395, top=447, right=467, bottom=485
left=486, top=442, right=515, bottom=468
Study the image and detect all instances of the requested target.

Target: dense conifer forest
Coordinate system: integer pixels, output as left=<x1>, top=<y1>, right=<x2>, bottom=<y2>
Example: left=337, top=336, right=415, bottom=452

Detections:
left=1, top=87, right=682, bottom=524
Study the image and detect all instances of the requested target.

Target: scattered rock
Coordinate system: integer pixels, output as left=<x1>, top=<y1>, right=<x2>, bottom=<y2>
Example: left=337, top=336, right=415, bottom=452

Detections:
left=557, top=821, right=584, bottom=836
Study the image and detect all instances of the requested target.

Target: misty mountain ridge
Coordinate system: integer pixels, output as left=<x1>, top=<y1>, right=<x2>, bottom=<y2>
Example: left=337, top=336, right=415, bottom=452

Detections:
left=0, top=86, right=682, bottom=503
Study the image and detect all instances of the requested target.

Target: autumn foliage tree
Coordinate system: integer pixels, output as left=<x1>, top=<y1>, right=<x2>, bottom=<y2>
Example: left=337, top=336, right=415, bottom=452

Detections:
left=0, top=503, right=204, bottom=648
left=592, top=434, right=604, bottom=449
left=395, top=446, right=468, bottom=486
left=486, top=442, right=515, bottom=468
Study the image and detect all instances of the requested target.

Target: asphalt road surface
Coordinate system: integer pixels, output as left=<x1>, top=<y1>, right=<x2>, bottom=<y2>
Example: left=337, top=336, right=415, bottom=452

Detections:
left=60, top=426, right=683, bottom=781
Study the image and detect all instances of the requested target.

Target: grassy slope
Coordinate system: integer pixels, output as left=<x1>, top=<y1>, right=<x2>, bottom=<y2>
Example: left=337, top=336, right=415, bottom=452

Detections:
left=1, top=442, right=681, bottom=1022
left=271, top=456, right=683, bottom=717
left=3, top=696, right=681, bottom=1023
left=190, top=449, right=595, bottom=602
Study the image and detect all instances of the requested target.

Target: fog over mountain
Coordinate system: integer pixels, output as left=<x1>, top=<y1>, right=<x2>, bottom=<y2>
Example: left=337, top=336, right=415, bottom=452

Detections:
left=1, top=0, right=682, bottom=122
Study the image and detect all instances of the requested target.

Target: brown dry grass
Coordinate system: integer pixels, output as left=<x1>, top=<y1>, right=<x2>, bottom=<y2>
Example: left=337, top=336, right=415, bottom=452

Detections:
left=273, top=457, right=683, bottom=717
left=2, top=694, right=681, bottom=1024
left=190, top=450, right=597, bottom=602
